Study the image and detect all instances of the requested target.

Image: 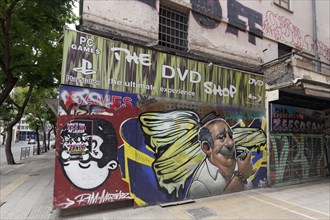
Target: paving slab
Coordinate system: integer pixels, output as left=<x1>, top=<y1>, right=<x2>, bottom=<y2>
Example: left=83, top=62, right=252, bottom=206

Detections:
left=0, top=149, right=329, bottom=220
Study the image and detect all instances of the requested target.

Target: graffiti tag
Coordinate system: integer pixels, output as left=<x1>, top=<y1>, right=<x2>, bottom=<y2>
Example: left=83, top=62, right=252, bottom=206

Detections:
left=263, top=10, right=330, bottom=61
left=111, top=47, right=152, bottom=66
left=59, top=190, right=132, bottom=208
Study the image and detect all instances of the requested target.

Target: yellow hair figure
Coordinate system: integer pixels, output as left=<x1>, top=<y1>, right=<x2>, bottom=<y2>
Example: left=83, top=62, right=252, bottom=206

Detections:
left=140, top=111, right=205, bottom=197
left=139, top=111, right=267, bottom=197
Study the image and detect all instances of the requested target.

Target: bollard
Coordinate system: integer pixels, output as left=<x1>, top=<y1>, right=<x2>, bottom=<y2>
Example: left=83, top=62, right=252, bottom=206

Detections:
left=20, top=147, right=31, bottom=160
left=20, top=147, right=24, bottom=160
left=33, top=145, right=37, bottom=155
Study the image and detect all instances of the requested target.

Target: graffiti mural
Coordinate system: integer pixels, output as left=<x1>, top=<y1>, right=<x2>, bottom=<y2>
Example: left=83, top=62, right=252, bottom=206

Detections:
left=269, top=104, right=325, bottom=186
left=191, top=0, right=222, bottom=29
left=270, top=134, right=324, bottom=184
left=54, top=115, right=134, bottom=208
left=55, top=29, right=267, bottom=209
left=54, top=87, right=140, bottom=209
left=189, top=0, right=263, bottom=45
left=263, top=10, right=304, bottom=48
left=58, top=118, right=119, bottom=190
left=270, top=104, right=325, bottom=134
left=58, top=85, right=137, bottom=116
left=226, top=0, right=263, bottom=45
left=119, top=107, right=267, bottom=206
left=263, top=10, right=330, bottom=62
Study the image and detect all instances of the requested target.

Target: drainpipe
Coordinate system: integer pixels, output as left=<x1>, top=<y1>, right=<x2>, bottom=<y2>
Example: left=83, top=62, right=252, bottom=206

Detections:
left=312, top=0, right=321, bottom=72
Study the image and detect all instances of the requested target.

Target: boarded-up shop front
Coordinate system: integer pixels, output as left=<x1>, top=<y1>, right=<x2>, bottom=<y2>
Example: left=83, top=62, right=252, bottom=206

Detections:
left=269, top=104, right=326, bottom=187
left=54, top=28, right=267, bottom=209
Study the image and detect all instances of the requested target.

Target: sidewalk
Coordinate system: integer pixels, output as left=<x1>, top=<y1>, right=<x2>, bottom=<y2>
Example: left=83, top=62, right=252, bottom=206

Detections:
left=0, top=150, right=329, bottom=220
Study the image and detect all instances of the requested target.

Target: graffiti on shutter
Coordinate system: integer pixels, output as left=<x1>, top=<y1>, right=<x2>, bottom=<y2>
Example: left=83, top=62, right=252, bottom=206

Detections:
left=270, top=133, right=324, bottom=187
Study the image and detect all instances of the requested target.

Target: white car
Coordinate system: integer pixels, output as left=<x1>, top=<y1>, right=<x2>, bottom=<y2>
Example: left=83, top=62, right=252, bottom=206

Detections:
left=28, top=139, right=36, bottom=144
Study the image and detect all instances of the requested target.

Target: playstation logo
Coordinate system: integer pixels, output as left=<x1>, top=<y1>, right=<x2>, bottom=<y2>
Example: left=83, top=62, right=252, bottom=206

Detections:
left=73, top=59, right=96, bottom=75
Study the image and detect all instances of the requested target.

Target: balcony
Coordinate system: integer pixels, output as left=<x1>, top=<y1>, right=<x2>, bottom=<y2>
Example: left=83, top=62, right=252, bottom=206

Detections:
left=262, top=52, right=330, bottom=111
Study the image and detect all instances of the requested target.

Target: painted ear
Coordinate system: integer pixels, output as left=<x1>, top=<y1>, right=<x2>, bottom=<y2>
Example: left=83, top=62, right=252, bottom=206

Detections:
left=201, top=142, right=211, bottom=155
left=198, top=127, right=214, bottom=147
left=107, top=160, right=118, bottom=170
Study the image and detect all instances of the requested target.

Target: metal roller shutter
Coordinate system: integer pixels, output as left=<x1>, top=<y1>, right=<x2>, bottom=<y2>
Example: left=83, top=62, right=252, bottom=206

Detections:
left=270, top=133, right=324, bottom=187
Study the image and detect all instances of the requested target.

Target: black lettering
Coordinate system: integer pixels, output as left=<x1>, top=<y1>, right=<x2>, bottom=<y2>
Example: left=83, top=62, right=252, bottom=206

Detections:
left=226, top=0, right=263, bottom=44
left=191, top=0, right=222, bottom=29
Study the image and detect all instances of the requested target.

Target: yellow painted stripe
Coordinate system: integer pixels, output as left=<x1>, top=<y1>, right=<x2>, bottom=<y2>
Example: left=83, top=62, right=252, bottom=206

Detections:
left=0, top=168, right=40, bottom=201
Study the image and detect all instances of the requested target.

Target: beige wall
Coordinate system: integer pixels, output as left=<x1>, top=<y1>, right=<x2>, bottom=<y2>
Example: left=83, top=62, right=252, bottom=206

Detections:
left=81, top=0, right=329, bottom=66
left=82, top=0, right=159, bottom=43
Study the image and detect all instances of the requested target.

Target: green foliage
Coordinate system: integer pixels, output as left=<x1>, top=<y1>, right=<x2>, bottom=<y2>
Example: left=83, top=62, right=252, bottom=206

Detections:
left=25, top=87, right=57, bottom=128
left=0, top=0, right=77, bottom=94
left=0, top=0, right=76, bottom=163
left=0, top=86, right=30, bottom=122
left=0, top=101, right=15, bottom=123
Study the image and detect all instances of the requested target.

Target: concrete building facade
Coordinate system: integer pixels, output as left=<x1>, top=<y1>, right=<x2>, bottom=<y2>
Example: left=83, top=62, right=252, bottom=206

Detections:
left=54, top=0, right=330, bottom=210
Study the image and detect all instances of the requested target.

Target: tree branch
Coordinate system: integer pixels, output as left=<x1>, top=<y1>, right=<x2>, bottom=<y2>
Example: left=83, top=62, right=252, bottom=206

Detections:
left=0, top=0, right=22, bottom=105
left=0, top=77, right=18, bottom=106
left=6, top=95, right=20, bottom=109
left=7, top=83, right=34, bottom=129
left=9, top=63, right=39, bottom=72
left=7, top=0, right=20, bottom=12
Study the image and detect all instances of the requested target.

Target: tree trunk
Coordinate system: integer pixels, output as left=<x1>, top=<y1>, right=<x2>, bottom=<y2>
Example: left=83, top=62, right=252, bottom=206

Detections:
left=5, top=127, right=15, bottom=164
left=1, top=131, right=6, bottom=145
left=47, top=127, right=53, bottom=150
left=36, top=128, right=40, bottom=155
left=4, top=85, right=34, bottom=161
left=0, top=78, right=18, bottom=106
left=43, top=129, right=47, bottom=152
left=52, top=123, right=57, bottom=136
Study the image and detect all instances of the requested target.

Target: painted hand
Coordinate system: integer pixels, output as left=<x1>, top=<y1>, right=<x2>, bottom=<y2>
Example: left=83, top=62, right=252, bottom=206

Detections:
left=237, top=152, right=256, bottom=179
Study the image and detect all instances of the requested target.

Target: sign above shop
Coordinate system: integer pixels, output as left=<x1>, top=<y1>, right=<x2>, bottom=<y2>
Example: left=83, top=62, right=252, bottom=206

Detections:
left=61, top=29, right=265, bottom=109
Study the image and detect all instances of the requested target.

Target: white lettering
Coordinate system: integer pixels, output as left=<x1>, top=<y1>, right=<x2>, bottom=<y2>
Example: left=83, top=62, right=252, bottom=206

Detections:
left=177, top=68, right=189, bottom=81
left=161, top=65, right=201, bottom=83
left=248, top=78, right=264, bottom=86
left=203, top=82, right=237, bottom=98
left=190, top=71, right=201, bottom=83
left=74, top=190, right=132, bottom=206
left=86, top=38, right=94, bottom=47
left=71, top=36, right=100, bottom=55
left=79, top=36, right=87, bottom=45
left=111, top=47, right=151, bottom=66
left=162, top=65, right=175, bottom=79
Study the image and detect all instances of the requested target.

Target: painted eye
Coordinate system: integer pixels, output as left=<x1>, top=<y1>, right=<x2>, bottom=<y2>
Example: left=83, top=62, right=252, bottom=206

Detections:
left=217, top=134, right=226, bottom=142
left=82, top=153, right=90, bottom=160
left=62, top=151, right=70, bottom=159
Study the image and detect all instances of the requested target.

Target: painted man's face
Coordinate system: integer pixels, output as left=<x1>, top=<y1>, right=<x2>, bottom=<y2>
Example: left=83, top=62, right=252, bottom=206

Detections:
left=59, top=119, right=118, bottom=190
left=203, top=120, right=236, bottom=177
left=60, top=134, right=118, bottom=189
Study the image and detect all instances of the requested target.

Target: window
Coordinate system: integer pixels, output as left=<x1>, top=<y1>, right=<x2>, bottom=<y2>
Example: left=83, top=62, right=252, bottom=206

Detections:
left=275, top=0, right=290, bottom=10
left=158, top=4, right=188, bottom=51
left=278, top=42, right=292, bottom=57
